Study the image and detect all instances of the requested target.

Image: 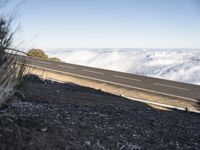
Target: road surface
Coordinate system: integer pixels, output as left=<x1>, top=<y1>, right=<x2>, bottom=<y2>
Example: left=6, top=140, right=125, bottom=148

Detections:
left=18, top=56, right=200, bottom=102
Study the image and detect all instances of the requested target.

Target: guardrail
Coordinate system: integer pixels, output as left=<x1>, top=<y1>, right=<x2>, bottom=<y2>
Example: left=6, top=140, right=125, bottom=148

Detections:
left=5, top=47, right=27, bottom=56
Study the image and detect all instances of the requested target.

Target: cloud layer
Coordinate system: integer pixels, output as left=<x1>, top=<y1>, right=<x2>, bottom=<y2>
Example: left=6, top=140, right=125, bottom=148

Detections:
left=47, top=49, right=200, bottom=85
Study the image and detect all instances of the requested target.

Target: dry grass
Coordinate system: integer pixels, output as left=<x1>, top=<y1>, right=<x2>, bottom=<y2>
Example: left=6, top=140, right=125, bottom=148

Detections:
left=0, top=14, right=26, bottom=104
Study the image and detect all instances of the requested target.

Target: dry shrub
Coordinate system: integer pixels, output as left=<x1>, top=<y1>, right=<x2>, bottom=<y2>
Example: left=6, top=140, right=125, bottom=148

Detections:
left=0, top=1, right=25, bottom=104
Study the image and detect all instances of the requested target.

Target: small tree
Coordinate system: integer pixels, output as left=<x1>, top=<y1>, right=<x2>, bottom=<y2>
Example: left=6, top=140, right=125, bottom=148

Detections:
left=27, top=49, right=48, bottom=59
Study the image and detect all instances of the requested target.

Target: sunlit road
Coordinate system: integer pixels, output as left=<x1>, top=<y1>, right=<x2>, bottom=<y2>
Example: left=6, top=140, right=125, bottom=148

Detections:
left=19, top=56, right=200, bottom=102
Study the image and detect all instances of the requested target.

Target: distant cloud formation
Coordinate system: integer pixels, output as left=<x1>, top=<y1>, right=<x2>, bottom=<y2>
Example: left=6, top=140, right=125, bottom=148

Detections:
left=47, top=49, right=200, bottom=85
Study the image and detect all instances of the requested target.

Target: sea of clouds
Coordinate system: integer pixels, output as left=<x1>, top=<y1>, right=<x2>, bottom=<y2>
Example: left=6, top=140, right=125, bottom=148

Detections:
left=46, top=49, right=200, bottom=85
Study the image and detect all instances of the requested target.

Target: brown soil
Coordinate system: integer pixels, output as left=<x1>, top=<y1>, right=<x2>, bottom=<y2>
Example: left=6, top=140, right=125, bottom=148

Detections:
left=0, top=74, right=200, bottom=150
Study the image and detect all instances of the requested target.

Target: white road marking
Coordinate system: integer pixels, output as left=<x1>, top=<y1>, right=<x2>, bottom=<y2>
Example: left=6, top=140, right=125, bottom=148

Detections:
left=82, top=69, right=104, bottom=75
left=113, top=75, right=141, bottom=82
left=58, top=64, right=76, bottom=70
left=154, top=82, right=190, bottom=91
left=37, top=60, right=52, bottom=65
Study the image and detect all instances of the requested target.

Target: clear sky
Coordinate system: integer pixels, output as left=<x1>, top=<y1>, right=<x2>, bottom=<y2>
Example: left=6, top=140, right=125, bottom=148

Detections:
left=4, top=0, right=200, bottom=49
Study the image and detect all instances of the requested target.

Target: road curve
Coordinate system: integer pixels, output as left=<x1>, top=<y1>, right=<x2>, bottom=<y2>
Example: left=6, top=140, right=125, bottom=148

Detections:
left=19, top=56, right=200, bottom=102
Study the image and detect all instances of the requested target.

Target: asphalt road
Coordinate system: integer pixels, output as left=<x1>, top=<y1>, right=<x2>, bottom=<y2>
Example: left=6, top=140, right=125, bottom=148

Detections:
left=19, top=56, right=200, bottom=102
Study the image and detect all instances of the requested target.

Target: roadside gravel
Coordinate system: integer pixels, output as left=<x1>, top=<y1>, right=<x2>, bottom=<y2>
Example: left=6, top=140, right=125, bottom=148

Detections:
left=0, top=75, right=200, bottom=150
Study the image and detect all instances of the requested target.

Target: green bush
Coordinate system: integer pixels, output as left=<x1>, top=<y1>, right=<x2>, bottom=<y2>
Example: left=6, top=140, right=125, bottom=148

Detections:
left=27, top=49, right=48, bottom=59
left=27, top=49, right=61, bottom=62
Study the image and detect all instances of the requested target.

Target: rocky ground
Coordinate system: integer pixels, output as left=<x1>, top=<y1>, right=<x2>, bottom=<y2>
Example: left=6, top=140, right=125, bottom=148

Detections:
left=0, top=74, right=200, bottom=150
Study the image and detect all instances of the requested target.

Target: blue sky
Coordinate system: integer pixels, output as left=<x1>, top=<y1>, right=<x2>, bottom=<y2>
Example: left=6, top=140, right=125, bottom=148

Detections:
left=4, top=0, right=200, bottom=49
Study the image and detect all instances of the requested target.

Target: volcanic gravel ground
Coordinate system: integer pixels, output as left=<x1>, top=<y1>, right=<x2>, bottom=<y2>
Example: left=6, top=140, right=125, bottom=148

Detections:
left=0, top=75, right=200, bottom=150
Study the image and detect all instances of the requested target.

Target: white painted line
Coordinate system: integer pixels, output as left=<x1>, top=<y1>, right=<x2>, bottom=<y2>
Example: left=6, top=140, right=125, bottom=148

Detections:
left=58, top=64, right=75, bottom=70
left=113, top=75, right=141, bottom=82
left=37, top=60, right=52, bottom=65
left=154, top=82, right=190, bottom=91
left=82, top=69, right=104, bottom=75
left=23, top=63, right=198, bottom=102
